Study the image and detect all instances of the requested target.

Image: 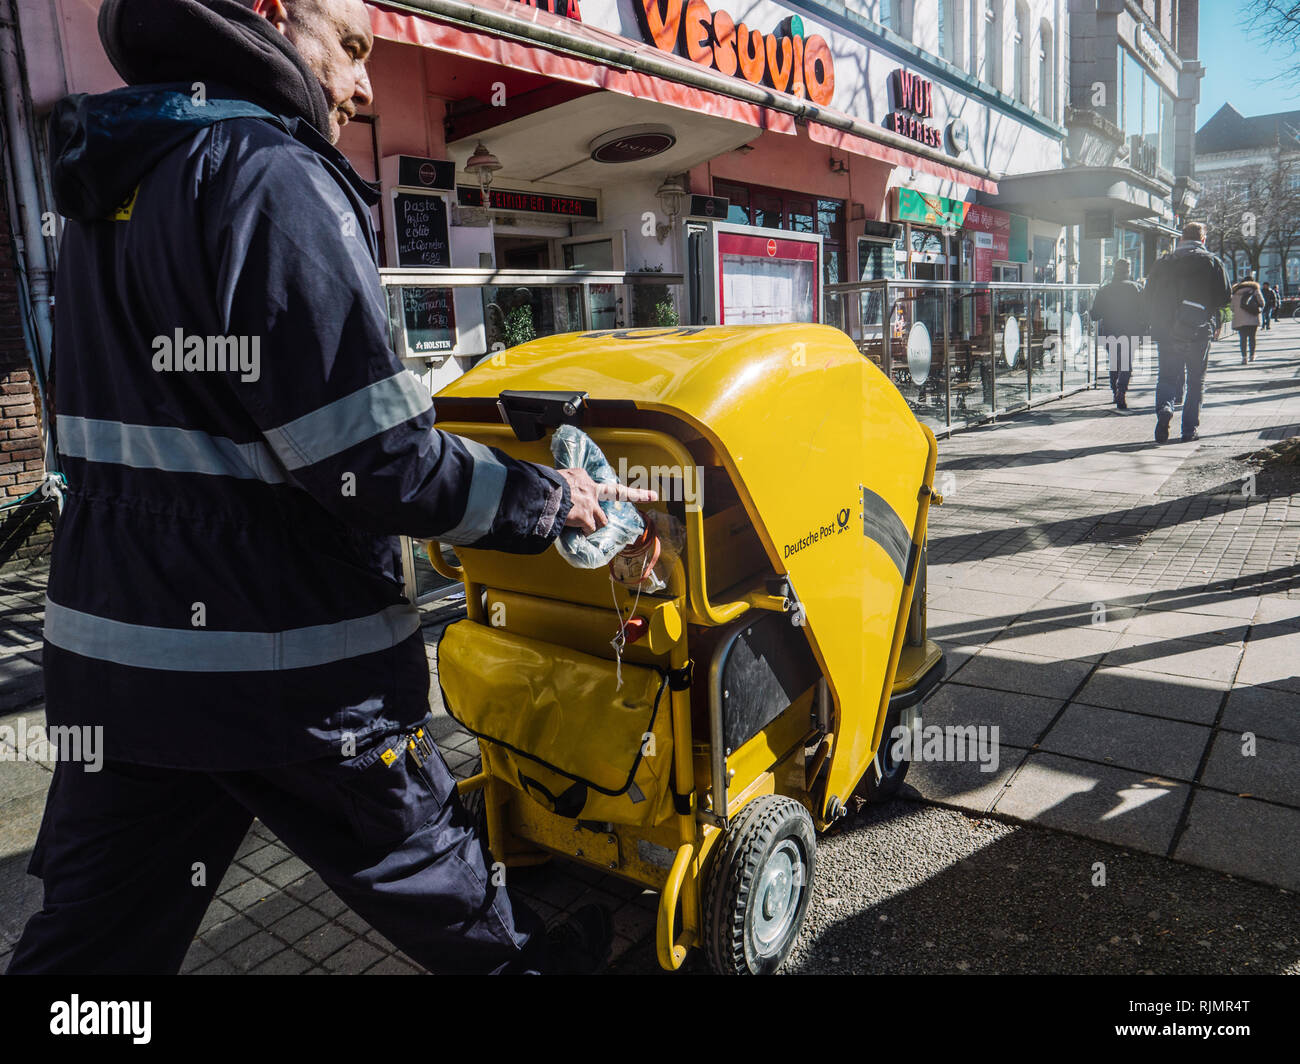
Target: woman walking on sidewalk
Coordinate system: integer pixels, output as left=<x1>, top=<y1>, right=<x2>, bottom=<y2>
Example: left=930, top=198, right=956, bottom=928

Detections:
left=1231, top=274, right=1263, bottom=364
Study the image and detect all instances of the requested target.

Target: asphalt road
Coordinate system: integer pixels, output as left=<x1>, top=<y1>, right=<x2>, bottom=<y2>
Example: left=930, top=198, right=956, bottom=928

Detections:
left=609, top=798, right=1300, bottom=975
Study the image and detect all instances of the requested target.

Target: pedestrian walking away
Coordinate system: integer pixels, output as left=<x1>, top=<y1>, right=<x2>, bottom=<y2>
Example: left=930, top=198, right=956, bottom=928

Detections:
left=6, top=0, right=655, bottom=976
left=1230, top=273, right=1263, bottom=364
left=1261, top=280, right=1279, bottom=330
left=1142, top=222, right=1233, bottom=444
left=1089, top=258, right=1147, bottom=411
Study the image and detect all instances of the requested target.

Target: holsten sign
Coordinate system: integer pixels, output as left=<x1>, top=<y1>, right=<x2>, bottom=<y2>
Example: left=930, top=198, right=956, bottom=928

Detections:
left=635, top=0, right=835, bottom=106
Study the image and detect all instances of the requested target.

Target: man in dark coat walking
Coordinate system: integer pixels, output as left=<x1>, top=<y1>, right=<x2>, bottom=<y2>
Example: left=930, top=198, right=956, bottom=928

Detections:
left=1142, top=223, right=1232, bottom=444
left=8, top=0, right=649, bottom=975
left=1090, top=258, right=1146, bottom=410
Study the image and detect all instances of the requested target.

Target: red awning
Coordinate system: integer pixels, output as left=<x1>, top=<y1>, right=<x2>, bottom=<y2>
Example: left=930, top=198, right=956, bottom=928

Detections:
left=369, top=2, right=794, bottom=134
left=807, top=123, right=999, bottom=195
left=369, top=1, right=998, bottom=194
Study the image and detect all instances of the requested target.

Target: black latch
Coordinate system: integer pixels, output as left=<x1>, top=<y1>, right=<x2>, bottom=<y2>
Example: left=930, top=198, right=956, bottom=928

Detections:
left=496, top=391, right=588, bottom=442
left=667, top=661, right=694, bottom=690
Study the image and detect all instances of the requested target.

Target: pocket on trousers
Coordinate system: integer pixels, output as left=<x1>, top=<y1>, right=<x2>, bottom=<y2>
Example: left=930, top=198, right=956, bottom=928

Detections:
left=336, top=723, right=454, bottom=847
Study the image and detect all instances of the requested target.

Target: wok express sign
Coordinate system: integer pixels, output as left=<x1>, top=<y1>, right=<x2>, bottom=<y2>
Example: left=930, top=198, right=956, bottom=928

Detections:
left=635, top=0, right=835, bottom=107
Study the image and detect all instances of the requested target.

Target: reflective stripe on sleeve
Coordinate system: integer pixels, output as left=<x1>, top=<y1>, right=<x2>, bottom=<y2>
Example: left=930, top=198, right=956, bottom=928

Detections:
left=263, top=372, right=432, bottom=470
left=44, top=599, right=421, bottom=672
left=436, top=438, right=507, bottom=546
left=58, top=416, right=288, bottom=483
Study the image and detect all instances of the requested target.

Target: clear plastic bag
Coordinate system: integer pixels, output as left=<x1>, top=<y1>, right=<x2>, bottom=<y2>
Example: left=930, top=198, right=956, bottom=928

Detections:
left=551, top=424, right=645, bottom=568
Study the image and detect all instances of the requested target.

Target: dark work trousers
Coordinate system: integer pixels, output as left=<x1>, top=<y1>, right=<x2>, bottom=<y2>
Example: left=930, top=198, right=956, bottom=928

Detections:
left=1237, top=326, right=1258, bottom=363
left=6, top=716, right=548, bottom=974
left=1108, top=369, right=1132, bottom=405
left=1156, top=336, right=1213, bottom=439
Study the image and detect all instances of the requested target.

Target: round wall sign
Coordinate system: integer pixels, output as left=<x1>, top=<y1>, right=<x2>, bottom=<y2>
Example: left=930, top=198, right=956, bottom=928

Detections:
left=589, top=124, right=677, bottom=164
left=1003, top=316, right=1021, bottom=368
left=906, top=321, right=932, bottom=385
left=947, top=117, right=970, bottom=155
left=1066, top=311, right=1083, bottom=357
left=766, top=239, right=778, bottom=256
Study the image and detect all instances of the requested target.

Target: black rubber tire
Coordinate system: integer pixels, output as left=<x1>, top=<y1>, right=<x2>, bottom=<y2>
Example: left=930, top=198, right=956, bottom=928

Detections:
left=703, top=794, right=817, bottom=975
left=856, top=701, right=911, bottom=802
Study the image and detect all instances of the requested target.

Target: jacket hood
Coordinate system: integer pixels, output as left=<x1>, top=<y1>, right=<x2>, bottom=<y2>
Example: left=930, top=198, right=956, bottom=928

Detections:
left=49, top=0, right=331, bottom=221
left=99, top=0, right=330, bottom=132
left=49, top=87, right=281, bottom=221
left=1234, top=280, right=1261, bottom=291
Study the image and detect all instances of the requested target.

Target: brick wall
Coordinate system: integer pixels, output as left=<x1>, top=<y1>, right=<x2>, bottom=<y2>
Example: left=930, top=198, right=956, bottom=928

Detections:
left=0, top=170, right=53, bottom=570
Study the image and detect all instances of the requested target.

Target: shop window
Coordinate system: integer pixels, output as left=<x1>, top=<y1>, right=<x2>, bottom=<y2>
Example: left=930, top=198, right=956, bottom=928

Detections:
left=939, top=0, right=964, bottom=66
left=1118, top=46, right=1175, bottom=171
left=818, top=199, right=845, bottom=284
left=752, top=191, right=783, bottom=230
left=715, top=180, right=750, bottom=225
left=983, top=1, right=1002, bottom=91
left=1038, top=24, right=1052, bottom=117
left=1032, top=235, right=1057, bottom=282
left=1014, top=2, right=1029, bottom=106
left=879, top=0, right=913, bottom=38
left=1160, top=90, right=1175, bottom=170
left=788, top=198, right=815, bottom=233
left=562, top=239, right=615, bottom=271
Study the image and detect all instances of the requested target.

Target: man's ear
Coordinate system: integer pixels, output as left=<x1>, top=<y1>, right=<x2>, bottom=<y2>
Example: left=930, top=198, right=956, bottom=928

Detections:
left=250, top=0, right=290, bottom=34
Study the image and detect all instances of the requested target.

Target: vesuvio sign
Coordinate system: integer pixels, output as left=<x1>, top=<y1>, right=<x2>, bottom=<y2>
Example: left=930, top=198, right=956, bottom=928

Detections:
left=635, top=0, right=835, bottom=106
left=887, top=69, right=943, bottom=149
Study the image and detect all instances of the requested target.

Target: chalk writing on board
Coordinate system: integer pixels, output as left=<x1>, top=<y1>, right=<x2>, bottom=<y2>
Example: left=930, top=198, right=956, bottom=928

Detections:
left=394, top=192, right=450, bottom=268
left=402, top=287, right=455, bottom=354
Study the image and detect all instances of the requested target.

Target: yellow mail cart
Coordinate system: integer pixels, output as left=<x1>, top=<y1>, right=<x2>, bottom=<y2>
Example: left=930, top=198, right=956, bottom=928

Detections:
left=428, top=324, right=945, bottom=974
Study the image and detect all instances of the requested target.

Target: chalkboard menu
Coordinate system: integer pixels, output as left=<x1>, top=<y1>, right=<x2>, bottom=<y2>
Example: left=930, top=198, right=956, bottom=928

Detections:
left=401, top=287, right=455, bottom=355
left=393, top=192, right=450, bottom=268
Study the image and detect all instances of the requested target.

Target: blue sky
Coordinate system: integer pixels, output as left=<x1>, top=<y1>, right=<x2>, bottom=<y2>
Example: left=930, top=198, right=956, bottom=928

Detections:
left=1197, top=2, right=1300, bottom=125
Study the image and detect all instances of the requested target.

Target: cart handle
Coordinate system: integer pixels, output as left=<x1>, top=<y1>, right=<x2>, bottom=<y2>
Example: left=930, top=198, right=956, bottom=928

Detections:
left=656, top=841, right=697, bottom=970
left=425, top=541, right=464, bottom=581
left=591, top=429, right=749, bottom=626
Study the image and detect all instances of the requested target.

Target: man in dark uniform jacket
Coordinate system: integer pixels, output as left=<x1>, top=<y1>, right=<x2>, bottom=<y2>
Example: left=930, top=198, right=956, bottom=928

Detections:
left=1142, top=223, right=1232, bottom=443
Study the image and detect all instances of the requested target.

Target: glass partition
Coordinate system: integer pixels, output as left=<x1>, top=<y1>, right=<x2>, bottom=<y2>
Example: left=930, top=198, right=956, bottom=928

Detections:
left=995, top=288, right=1029, bottom=412
left=1062, top=289, right=1091, bottom=392
left=947, top=288, right=994, bottom=428
left=825, top=278, right=1099, bottom=435
left=1031, top=287, right=1064, bottom=401
left=482, top=283, right=583, bottom=350
left=889, top=284, right=948, bottom=435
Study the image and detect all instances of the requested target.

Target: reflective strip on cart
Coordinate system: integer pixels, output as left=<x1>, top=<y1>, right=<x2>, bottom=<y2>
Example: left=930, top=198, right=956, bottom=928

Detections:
left=860, top=487, right=911, bottom=578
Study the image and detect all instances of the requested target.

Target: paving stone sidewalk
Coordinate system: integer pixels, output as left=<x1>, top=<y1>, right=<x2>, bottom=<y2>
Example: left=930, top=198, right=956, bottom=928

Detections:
left=912, top=325, right=1300, bottom=893
left=0, top=326, right=1296, bottom=973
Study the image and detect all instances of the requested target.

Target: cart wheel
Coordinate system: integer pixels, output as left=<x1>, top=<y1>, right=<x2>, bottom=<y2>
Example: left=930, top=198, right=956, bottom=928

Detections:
left=857, top=701, right=913, bottom=803
left=703, top=795, right=817, bottom=975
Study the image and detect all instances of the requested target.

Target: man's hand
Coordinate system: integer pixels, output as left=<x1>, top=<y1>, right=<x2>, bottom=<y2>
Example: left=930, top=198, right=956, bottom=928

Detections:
left=557, top=468, right=658, bottom=534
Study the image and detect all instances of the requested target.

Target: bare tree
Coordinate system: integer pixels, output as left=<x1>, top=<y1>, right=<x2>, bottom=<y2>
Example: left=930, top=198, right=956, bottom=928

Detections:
left=1195, top=166, right=1252, bottom=276
left=1245, top=2, right=1300, bottom=82
left=1269, top=156, right=1300, bottom=294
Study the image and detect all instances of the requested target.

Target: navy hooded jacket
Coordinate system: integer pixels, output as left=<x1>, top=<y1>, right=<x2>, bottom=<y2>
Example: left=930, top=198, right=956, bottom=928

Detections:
left=42, top=0, right=571, bottom=768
